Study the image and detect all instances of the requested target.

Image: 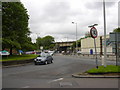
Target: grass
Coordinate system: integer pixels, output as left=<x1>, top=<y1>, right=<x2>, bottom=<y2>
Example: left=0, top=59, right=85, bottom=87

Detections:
left=86, top=65, right=120, bottom=74
left=0, top=54, right=38, bottom=61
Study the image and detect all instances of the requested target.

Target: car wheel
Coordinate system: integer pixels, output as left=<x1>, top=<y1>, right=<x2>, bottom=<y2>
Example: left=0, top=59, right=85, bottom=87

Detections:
left=44, top=61, right=47, bottom=65
left=51, top=60, right=53, bottom=63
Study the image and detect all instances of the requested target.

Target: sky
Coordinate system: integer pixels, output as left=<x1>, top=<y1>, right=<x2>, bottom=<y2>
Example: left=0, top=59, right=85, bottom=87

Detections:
left=20, top=0, right=119, bottom=43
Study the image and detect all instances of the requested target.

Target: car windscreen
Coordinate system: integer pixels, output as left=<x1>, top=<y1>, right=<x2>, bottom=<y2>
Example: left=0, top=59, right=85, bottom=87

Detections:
left=41, top=52, right=49, bottom=57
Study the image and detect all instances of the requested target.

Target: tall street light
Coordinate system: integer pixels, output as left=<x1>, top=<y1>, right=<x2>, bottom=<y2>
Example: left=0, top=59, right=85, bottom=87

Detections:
left=72, top=22, right=78, bottom=54
left=103, top=0, right=107, bottom=67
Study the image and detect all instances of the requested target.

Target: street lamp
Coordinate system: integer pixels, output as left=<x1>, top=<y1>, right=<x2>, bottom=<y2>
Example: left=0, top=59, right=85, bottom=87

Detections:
left=103, top=0, right=107, bottom=67
left=60, top=39, right=63, bottom=53
left=72, top=22, right=78, bottom=55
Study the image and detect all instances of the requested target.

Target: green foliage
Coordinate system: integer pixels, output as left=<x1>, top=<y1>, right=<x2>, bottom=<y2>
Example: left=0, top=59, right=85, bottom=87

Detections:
left=21, top=43, right=37, bottom=51
left=2, top=38, right=21, bottom=49
left=86, top=65, right=120, bottom=73
left=1, top=54, right=38, bottom=61
left=36, top=35, right=55, bottom=50
left=2, top=2, right=35, bottom=54
left=113, top=27, right=120, bottom=32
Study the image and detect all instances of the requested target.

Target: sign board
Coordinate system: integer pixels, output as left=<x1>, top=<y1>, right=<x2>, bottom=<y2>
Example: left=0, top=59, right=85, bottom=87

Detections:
left=90, top=27, right=98, bottom=38
left=40, top=46, right=43, bottom=50
left=110, top=32, right=120, bottom=42
left=89, top=26, right=98, bottom=68
left=102, top=38, right=111, bottom=46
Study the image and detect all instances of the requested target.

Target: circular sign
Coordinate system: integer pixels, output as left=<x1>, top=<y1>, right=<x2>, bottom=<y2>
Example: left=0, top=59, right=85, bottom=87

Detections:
left=90, top=27, right=98, bottom=38
left=40, top=46, right=43, bottom=50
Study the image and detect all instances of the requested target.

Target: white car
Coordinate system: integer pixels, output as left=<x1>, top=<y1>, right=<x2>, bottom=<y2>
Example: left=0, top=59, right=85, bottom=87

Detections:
left=48, top=51, right=54, bottom=56
left=77, top=51, right=81, bottom=54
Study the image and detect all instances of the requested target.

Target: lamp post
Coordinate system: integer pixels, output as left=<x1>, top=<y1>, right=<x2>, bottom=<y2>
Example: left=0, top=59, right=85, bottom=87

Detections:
left=60, top=39, right=63, bottom=53
left=64, top=37, right=68, bottom=53
left=103, top=0, right=107, bottom=67
left=36, top=33, right=41, bottom=50
left=72, top=22, right=78, bottom=55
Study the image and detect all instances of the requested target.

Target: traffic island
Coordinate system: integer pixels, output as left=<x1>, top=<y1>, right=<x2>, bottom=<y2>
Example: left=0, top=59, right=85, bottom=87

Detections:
left=72, top=65, right=120, bottom=78
left=1, top=54, right=38, bottom=68
left=72, top=72, right=120, bottom=78
left=2, top=59, right=34, bottom=68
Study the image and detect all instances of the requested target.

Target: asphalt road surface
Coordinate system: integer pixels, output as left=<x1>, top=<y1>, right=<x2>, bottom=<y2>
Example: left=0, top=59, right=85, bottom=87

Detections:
left=2, top=55, right=119, bottom=88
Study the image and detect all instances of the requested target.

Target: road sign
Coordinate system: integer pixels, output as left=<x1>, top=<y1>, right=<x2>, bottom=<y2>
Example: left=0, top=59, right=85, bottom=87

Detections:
left=40, top=46, right=43, bottom=50
left=89, top=26, right=98, bottom=68
left=110, top=32, right=120, bottom=42
left=90, top=27, right=98, bottom=38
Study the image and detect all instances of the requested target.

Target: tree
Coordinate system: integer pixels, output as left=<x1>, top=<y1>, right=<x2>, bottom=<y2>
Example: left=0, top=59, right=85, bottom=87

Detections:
left=113, top=27, right=120, bottom=32
left=36, top=35, right=55, bottom=50
left=2, top=2, right=32, bottom=55
left=36, top=37, right=42, bottom=49
left=21, top=37, right=37, bottom=51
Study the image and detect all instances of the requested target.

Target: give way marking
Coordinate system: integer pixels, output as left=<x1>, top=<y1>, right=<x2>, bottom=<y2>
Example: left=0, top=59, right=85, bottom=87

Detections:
left=48, top=78, right=64, bottom=83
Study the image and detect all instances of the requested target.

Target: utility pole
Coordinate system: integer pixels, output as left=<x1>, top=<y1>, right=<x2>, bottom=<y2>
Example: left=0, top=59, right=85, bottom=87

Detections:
left=72, top=22, right=78, bottom=55
left=103, top=0, right=107, bottom=67
left=36, top=33, right=40, bottom=50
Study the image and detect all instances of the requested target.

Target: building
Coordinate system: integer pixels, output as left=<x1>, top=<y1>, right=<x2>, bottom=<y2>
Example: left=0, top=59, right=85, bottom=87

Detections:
left=81, top=35, right=113, bottom=55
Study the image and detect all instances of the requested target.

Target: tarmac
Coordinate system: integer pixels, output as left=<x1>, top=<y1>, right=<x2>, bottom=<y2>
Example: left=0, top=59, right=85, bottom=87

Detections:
left=1, top=54, right=120, bottom=78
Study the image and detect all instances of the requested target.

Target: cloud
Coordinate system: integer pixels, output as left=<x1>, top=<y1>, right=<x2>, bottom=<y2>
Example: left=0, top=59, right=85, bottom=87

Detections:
left=85, top=1, right=117, bottom=10
left=21, top=0, right=118, bottom=43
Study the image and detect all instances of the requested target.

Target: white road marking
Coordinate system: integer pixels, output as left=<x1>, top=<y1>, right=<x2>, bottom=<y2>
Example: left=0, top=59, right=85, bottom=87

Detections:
left=48, top=78, right=64, bottom=83
left=59, top=82, right=73, bottom=87
left=21, top=86, right=30, bottom=88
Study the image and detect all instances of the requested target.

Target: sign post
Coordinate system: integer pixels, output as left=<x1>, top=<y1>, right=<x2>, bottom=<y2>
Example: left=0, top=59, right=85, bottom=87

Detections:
left=90, top=27, right=98, bottom=68
left=40, top=46, right=43, bottom=50
left=110, top=32, right=120, bottom=66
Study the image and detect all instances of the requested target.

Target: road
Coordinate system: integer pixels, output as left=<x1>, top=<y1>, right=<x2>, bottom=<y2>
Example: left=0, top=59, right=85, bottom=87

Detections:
left=2, top=55, right=119, bottom=88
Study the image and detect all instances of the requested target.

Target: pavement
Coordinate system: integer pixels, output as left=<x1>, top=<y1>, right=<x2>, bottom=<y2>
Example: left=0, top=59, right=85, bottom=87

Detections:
left=72, top=72, right=120, bottom=78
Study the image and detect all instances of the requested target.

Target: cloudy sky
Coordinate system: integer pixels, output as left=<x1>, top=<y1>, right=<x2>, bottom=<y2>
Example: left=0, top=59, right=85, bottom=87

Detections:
left=20, top=0, right=119, bottom=43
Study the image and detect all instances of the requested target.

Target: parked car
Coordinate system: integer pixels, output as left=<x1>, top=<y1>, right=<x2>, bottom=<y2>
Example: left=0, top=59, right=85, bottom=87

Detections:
left=25, top=51, right=35, bottom=54
left=0, top=50, right=10, bottom=56
left=34, top=54, right=53, bottom=65
left=77, top=51, right=81, bottom=54
left=35, top=51, right=41, bottom=55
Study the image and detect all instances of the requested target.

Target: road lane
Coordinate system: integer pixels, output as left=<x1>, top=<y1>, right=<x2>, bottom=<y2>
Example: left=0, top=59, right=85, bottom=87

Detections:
left=2, top=55, right=118, bottom=88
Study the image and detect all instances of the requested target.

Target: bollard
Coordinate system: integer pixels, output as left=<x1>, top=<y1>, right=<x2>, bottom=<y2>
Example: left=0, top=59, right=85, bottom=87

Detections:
left=101, top=56, right=104, bottom=66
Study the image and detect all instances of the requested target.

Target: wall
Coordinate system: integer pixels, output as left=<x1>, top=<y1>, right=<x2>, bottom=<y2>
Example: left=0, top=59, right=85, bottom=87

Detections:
left=81, top=35, right=113, bottom=54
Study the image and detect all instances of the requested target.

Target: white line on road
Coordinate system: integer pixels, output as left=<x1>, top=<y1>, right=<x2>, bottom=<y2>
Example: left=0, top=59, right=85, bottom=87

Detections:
left=48, top=78, right=64, bottom=83
left=21, top=86, right=30, bottom=88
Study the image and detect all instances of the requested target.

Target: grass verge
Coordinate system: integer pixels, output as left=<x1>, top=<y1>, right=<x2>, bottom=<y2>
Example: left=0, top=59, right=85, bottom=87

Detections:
left=86, top=65, right=120, bottom=74
left=1, top=54, right=38, bottom=61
